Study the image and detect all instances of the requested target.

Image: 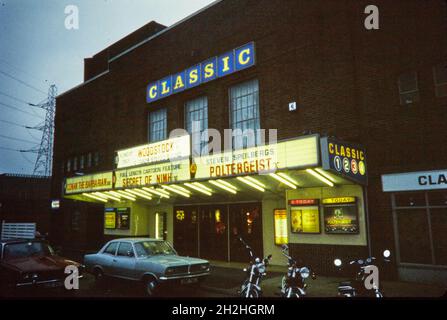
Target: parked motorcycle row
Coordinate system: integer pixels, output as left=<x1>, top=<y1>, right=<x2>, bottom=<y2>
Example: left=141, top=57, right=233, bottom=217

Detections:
left=237, top=237, right=391, bottom=298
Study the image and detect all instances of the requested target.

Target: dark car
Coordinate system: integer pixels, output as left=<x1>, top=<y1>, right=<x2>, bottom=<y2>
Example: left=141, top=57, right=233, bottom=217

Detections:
left=0, top=238, right=83, bottom=296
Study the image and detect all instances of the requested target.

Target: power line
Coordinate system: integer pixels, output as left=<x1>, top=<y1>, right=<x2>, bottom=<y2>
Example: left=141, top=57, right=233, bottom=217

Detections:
left=0, top=118, right=43, bottom=130
left=0, top=133, right=37, bottom=144
left=0, top=101, right=44, bottom=118
left=0, top=69, right=47, bottom=95
left=0, top=90, right=31, bottom=105
left=0, top=58, right=48, bottom=85
left=0, top=118, right=25, bottom=128
left=0, top=146, right=38, bottom=153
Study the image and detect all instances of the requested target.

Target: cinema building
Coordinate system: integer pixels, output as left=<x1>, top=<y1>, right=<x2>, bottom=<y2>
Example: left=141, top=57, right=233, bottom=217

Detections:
left=51, top=0, right=447, bottom=283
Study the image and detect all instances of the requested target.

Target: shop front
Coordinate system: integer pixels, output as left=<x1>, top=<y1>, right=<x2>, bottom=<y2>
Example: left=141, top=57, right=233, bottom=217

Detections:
left=63, top=134, right=369, bottom=268
left=382, top=170, right=447, bottom=284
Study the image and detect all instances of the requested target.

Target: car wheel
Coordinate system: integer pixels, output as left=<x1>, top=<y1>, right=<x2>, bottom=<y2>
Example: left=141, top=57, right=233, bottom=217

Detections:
left=94, top=268, right=105, bottom=288
left=143, top=276, right=158, bottom=297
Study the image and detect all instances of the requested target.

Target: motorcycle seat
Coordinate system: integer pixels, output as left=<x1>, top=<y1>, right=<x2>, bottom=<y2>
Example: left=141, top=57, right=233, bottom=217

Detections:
left=339, top=281, right=352, bottom=287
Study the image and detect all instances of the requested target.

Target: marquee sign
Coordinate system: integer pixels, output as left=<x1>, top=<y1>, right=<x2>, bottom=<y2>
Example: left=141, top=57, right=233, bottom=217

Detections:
left=320, top=137, right=367, bottom=185
left=193, top=135, right=319, bottom=180
left=146, top=42, right=256, bottom=103
left=114, top=159, right=191, bottom=189
left=65, top=172, right=113, bottom=195
left=116, top=135, right=190, bottom=169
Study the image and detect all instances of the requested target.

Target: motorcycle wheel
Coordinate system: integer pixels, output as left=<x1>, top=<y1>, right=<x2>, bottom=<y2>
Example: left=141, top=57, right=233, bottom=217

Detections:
left=241, top=287, right=260, bottom=298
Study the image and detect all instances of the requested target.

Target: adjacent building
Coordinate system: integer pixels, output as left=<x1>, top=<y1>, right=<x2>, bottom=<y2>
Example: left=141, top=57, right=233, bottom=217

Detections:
left=51, top=0, right=447, bottom=283
left=0, top=174, right=52, bottom=236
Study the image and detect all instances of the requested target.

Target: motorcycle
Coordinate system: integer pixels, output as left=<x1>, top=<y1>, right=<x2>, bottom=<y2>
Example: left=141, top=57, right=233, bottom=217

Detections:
left=333, top=249, right=391, bottom=298
left=238, top=237, right=272, bottom=298
left=280, top=244, right=316, bottom=298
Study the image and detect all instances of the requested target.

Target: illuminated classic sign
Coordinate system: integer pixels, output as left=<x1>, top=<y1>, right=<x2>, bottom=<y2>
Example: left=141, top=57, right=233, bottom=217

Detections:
left=382, top=169, right=447, bottom=192
left=116, top=135, right=190, bottom=169
left=146, top=42, right=256, bottom=103
left=193, top=135, right=319, bottom=179
left=65, top=172, right=113, bottom=195
left=320, top=137, right=367, bottom=185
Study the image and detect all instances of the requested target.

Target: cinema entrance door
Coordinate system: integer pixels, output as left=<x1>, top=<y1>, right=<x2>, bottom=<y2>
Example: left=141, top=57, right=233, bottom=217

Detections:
left=173, top=203, right=263, bottom=262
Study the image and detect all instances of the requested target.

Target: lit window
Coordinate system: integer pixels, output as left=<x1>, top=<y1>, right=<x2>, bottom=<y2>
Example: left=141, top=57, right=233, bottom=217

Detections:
left=185, top=97, right=208, bottom=156
left=148, top=108, right=167, bottom=142
left=398, top=71, right=419, bottom=105
left=73, top=157, right=78, bottom=172
left=433, top=62, right=447, bottom=98
left=80, top=155, right=85, bottom=170
left=87, top=153, right=92, bottom=168
left=66, top=159, right=71, bottom=172
left=229, top=79, right=261, bottom=149
left=94, top=152, right=99, bottom=167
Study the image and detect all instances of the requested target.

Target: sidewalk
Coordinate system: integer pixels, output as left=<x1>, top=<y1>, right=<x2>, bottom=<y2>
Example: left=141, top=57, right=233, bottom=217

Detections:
left=204, top=261, right=447, bottom=298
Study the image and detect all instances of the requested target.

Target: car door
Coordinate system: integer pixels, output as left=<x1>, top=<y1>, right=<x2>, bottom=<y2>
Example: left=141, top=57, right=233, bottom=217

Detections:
left=112, top=242, right=137, bottom=280
left=100, top=242, right=119, bottom=276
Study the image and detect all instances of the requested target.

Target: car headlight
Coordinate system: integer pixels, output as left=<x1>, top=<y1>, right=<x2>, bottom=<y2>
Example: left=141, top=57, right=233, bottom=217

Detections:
left=200, top=264, right=210, bottom=271
left=23, top=273, right=30, bottom=280
left=300, top=267, right=310, bottom=279
left=165, top=267, right=175, bottom=275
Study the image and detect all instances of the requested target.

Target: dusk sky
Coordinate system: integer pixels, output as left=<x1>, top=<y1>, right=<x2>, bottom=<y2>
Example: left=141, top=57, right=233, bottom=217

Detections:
left=0, top=0, right=215, bottom=175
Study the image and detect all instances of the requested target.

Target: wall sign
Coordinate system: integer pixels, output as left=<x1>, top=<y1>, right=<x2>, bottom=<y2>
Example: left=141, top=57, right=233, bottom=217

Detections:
left=193, top=135, right=319, bottom=179
left=290, top=200, right=320, bottom=234
left=104, top=207, right=131, bottom=230
left=274, top=209, right=288, bottom=245
left=382, top=169, right=447, bottom=192
left=66, top=172, right=113, bottom=195
left=114, top=159, right=190, bottom=188
left=116, top=135, right=190, bottom=169
left=320, top=137, right=367, bottom=185
left=146, top=42, right=256, bottom=103
left=323, top=197, right=359, bottom=234
left=104, top=208, right=117, bottom=229
left=116, top=208, right=131, bottom=230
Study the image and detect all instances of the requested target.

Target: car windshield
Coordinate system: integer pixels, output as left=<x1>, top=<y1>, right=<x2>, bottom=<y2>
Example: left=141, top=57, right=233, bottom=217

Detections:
left=134, top=241, right=176, bottom=257
left=3, top=241, right=54, bottom=260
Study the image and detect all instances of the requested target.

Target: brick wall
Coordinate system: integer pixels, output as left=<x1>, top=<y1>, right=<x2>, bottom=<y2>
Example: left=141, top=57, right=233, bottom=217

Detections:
left=52, top=0, right=447, bottom=258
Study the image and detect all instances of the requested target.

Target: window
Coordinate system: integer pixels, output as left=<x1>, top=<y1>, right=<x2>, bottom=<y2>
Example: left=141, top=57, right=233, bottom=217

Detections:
left=398, top=71, right=419, bottom=105
left=185, top=97, right=208, bottom=156
left=392, top=191, right=447, bottom=266
left=87, top=153, right=92, bottom=168
left=94, top=151, right=99, bottom=167
left=148, top=108, right=167, bottom=142
left=66, top=159, right=71, bottom=172
left=73, top=157, right=78, bottom=172
left=433, top=62, right=447, bottom=98
left=80, top=155, right=85, bottom=170
left=229, top=79, right=261, bottom=149
left=104, top=242, right=118, bottom=255
left=117, top=242, right=133, bottom=257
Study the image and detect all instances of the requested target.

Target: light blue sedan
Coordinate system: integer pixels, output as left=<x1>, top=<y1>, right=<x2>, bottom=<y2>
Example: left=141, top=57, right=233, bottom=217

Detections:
left=84, top=238, right=210, bottom=296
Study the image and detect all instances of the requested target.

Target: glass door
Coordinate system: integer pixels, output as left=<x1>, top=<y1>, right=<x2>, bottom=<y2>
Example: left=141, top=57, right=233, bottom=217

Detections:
left=173, top=206, right=198, bottom=257
left=199, top=205, right=228, bottom=261
left=229, top=203, right=263, bottom=263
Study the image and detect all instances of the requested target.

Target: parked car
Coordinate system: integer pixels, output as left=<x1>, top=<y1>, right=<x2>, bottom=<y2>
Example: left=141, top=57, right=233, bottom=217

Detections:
left=0, top=238, right=83, bottom=296
left=84, top=238, right=211, bottom=296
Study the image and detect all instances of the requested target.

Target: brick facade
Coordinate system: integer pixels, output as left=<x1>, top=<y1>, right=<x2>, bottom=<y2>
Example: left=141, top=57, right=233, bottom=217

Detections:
left=52, top=0, right=447, bottom=267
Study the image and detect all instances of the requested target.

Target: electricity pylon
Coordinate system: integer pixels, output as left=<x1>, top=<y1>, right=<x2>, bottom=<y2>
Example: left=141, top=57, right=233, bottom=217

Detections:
left=31, top=85, right=57, bottom=177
